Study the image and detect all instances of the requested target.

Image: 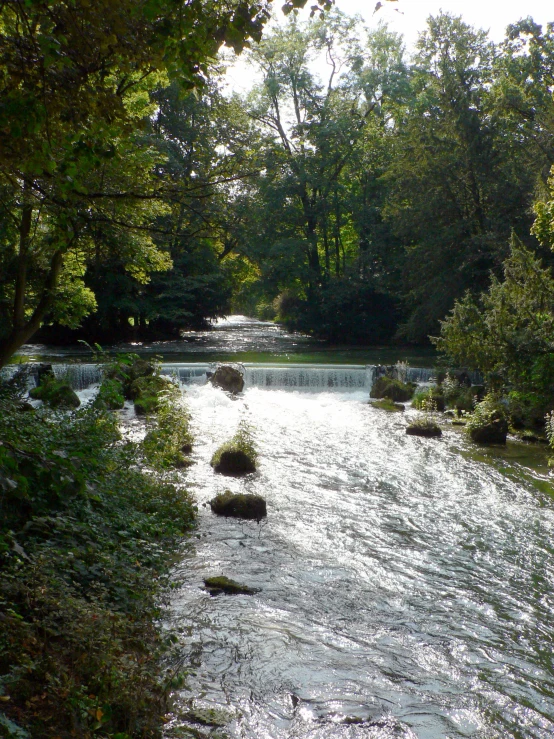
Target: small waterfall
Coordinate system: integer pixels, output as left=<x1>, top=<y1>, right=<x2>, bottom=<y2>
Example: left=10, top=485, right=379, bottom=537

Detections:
left=52, top=363, right=102, bottom=390
left=160, top=363, right=211, bottom=385
left=244, top=364, right=374, bottom=391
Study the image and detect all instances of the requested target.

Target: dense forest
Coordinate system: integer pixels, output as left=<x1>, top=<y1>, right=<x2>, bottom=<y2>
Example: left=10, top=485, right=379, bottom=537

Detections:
left=0, top=7, right=553, bottom=360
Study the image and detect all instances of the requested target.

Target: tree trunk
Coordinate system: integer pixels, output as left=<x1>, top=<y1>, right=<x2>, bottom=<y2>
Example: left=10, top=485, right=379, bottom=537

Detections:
left=0, top=250, right=64, bottom=370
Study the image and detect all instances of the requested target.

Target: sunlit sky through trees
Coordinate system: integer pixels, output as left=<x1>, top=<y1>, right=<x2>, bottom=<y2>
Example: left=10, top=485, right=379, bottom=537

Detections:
left=224, top=0, right=553, bottom=92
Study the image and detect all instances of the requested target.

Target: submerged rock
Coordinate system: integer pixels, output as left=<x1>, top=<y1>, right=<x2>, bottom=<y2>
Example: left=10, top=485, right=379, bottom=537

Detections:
left=210, top=491, right=267, bottom=520
left=209, top=364, right=245, bottom=394
left=203, top=575, right=259, bottom=595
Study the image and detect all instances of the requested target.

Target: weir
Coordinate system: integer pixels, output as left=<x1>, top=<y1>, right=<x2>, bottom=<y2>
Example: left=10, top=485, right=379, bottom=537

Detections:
left=3, top=361, right=451, bottom=392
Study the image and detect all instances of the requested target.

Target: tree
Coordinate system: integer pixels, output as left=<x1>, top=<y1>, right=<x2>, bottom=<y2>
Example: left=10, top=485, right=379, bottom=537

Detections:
left=384, top=13, right=539, bottom=343
left=0, top=0, right=328, bottom=367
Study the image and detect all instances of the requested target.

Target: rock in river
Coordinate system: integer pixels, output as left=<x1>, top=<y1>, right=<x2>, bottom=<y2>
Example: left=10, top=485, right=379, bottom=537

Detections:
left=210, top=491, right=267, bottom=520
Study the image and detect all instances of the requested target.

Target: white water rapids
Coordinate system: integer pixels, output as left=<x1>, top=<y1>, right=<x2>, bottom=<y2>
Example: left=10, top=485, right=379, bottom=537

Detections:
left=165, top=383, right=554, bottom=739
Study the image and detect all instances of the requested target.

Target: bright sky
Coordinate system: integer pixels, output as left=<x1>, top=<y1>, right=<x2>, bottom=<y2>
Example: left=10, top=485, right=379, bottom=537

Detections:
left=339, top=0, right=552, bottom=47
left=224, top=0, right=553, bottom=93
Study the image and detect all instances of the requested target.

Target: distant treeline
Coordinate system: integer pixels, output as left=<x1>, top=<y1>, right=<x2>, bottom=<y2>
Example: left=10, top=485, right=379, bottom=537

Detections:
left=2, top=7, right=554, bottom=355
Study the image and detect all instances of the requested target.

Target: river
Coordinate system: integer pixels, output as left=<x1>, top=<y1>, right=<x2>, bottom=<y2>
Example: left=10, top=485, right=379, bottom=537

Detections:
left=17, top=317, right=554, bottom=738
left=127, top=321, right=554, bottom=739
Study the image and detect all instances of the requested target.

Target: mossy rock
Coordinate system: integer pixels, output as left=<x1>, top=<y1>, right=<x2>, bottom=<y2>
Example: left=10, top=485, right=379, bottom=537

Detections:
left=451, top=419, right=467, bottom=426
left=134, top=395, right=159, bottom=416
left=371, top=399, right=404, bottom=412
left=212, top=449, right=256, bottom=475
left=406, top=422, right=442, bottom=438
left=210, top=491, right=266, bottom=520
left=30, top=377, right=80, bottom=409
left=370, top=376, right=415, bottom=403
left=210, top=364, right=245, bottom=394
left=469, top=419, right=508, bottom=445
left=203, top=576, right=258, bottom=595
left=93, top=378, right=125, bottom=410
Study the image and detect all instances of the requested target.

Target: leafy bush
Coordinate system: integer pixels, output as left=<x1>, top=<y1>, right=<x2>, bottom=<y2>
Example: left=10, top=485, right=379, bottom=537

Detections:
left=412, top=388, right=445, bottom=411
left=0, top=385, right=196, bottom=738
left=143, top=397, right=194, bottom=469
left=466, top=394, right=509, bottom=444
left=92, top=377, right=125, bottom=410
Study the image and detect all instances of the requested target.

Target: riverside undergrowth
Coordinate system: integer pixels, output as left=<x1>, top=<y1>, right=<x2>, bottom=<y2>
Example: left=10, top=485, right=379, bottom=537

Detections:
left=0, top=374, right=196, bottom=738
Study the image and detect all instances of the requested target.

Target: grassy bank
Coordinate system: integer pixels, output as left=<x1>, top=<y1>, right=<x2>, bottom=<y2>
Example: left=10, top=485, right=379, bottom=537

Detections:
left=0, top=374, right=196, bottom=738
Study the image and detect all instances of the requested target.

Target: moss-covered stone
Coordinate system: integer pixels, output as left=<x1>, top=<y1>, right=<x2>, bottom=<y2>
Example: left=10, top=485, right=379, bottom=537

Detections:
left=371, top=399, right=405, bottom=412
left=210, top=423, right=257, bottom=476
left=203, top=576, right=258, bottom=595
left=209, top=491, right=267, bottom=520
left=129, top=374, right=173, bottom=401
left=370, top=376, right=415, bottom=403
left=466, top=396, right=508, bottom=445
left=30, top=376, right=80, bottom=409
left=406, top=421, right=442, bottom=437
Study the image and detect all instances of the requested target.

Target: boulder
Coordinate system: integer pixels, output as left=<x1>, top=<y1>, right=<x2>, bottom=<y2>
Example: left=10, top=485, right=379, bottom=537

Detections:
left=370, top=376, right=415, bottom=403
left=469, top=417, right=508, bottom=445
left=210, top=364, right=244, bottom=394
left=203, top=576, right=258, bottom=595
left=210, top=491, right=267, bottom=520
left=406, top=423, right=442, bottom=438
left=211, top=449, right=256, bottom=475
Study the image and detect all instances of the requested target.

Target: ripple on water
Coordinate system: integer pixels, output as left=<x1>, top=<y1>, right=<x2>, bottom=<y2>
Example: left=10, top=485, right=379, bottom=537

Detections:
left=167, top=385, right=554, bottom=739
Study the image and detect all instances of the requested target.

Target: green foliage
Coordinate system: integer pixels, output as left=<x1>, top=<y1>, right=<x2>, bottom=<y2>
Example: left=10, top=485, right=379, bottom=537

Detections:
left=412, top=388, right=446, bottom=412
left=29, top=374, right=80, bottom=409
left=92, top=378, right=125, bottom=410
left=372, top=398, right=404, bottom=412
left=0, top=384, right=195, bottom=738
left=465, top=394, right=509, bottom=443
left=143, top=398, right=194, bottom=470
left=435, top=237, right=554, bottom=417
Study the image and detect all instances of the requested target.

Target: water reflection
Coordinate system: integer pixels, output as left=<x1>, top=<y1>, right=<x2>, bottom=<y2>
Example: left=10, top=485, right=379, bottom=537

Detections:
left=166, top=386, right=554, bottom=739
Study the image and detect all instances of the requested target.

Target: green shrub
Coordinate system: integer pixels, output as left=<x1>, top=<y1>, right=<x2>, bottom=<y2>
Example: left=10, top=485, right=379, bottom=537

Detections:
left=0, top=385, right=195, bottom=738
left=143, top=398, right=194, bottom=469
left=370, top=376, right=416, bottom=402
left=412, top=388, right=445, bottom=411
left=92, top=377, right=125, bottom=410
left=466, top=394, right=509, bottom=444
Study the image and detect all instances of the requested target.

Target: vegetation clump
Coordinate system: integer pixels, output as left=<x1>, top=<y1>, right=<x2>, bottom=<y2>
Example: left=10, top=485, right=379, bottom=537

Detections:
left=466, top=394, right=509, bottom=445
left=143, top=397, right=194, bottom=469
left=412, top=388, right=446, bottom=412
left=370, top=376, right=416, bottom=403
left=0, top=381, right=196, bottom=738
left=203, top=576, right=258, bottom=595
left=209, top=491, right=267, bottom=520
left=210, top=422, right=257, bottom=475
left=29, top=372, right=80, bottom=409
left=371, top=398, right=405, bottom=412
left=406, top=397, right=442, bottom=438
left=92, top=377, right=125, bottom=410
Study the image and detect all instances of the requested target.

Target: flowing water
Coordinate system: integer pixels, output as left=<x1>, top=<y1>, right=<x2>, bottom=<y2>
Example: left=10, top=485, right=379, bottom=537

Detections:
left=11, top=317, right=554, bottom=737
left=166, top=383, right=554, bottom=739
